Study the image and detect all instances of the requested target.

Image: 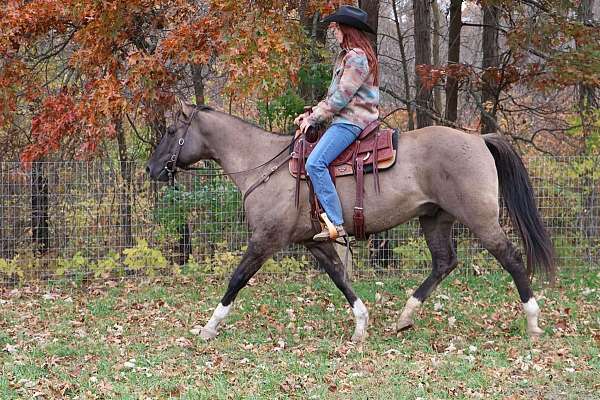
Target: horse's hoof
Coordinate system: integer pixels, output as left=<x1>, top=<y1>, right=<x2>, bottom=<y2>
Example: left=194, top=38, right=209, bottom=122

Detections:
left=199, top=326, right=218, bottom=341
left=351, top=330, right=367, bottom=343
left=527, top=326, right=543, bottom=338
left=397, top=318, right=414, bottom=332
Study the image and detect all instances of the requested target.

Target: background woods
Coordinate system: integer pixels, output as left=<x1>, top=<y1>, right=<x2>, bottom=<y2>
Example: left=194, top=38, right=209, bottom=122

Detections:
left=2, top=0, right=599, bottom=161
left=0, top=0, right=599, bottom=280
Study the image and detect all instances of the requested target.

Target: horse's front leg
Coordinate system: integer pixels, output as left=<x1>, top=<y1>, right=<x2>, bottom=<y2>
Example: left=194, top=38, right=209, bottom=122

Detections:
left=305, top=241, right=369, bottom=342
left=200, top=240, right=276, bottom=340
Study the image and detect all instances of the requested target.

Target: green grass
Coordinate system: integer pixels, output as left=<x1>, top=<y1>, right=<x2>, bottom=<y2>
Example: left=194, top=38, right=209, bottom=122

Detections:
left=1, top=269, right=599, bottom=399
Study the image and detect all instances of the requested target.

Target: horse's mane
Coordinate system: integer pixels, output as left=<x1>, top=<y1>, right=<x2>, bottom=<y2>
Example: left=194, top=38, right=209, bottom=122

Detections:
left=197, top=105, right=294, bottom=137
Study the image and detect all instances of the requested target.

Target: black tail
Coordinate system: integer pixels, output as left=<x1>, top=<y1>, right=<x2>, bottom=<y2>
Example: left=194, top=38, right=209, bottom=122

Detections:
left=484, top=134, right=556, bottom=280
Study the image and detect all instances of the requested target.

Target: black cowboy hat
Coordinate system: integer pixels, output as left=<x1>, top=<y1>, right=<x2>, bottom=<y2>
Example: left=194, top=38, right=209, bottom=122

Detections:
left=321, top=5, right=375, bottom=34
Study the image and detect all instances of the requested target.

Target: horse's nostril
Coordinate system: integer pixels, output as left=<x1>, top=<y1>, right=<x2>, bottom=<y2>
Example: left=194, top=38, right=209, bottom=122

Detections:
left=145, top=166, right=150, bottom=174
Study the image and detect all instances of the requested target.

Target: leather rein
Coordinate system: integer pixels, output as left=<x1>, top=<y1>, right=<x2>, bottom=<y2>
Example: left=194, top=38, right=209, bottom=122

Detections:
left=163, top=106, right=397, bottom=203
left=163, top=107, right=297, bottom=203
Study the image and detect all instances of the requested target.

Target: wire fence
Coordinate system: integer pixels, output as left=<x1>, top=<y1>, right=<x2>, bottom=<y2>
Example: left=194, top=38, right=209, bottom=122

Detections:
left=1, top=157, right=598, bottom=284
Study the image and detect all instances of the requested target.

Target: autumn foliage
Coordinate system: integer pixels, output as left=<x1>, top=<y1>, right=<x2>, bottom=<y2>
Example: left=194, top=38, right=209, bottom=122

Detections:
left=0, top=0, right=337, bottom=164
left=1, top=0, right=598, bottom=162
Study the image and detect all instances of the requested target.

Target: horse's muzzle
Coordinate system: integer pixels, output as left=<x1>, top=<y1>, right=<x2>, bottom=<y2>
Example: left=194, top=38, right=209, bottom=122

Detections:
left=146, top=164, right=170, bottom=182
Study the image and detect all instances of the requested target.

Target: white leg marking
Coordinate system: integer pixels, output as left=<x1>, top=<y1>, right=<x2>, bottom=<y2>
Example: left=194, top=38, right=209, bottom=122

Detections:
left=351, top=299, right=369, bottom=342
left=523, top=298, right=543, bottom=337
left=200, top=303, right=231, bottom=340
left=398, top=296, right=422, bottom=331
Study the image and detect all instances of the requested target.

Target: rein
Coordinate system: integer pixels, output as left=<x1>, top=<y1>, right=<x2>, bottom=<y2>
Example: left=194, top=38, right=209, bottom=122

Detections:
left=165, top=106, right=299, bottom=202
left=167, top=106, right=401, bottom=203
left=164, top=108, right=199, bottom=182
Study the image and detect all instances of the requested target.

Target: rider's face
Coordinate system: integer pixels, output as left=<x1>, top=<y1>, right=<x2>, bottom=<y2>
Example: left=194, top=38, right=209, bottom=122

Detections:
left=329, top=22, right=344, bottom=45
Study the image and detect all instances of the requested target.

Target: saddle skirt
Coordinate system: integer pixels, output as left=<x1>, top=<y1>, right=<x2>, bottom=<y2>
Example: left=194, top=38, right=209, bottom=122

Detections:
left=289, top=126, right=399, bottom=179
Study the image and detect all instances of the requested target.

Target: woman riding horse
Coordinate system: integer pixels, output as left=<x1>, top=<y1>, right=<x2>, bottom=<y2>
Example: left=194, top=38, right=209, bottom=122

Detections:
left=294, top=5, right=380, bottom=241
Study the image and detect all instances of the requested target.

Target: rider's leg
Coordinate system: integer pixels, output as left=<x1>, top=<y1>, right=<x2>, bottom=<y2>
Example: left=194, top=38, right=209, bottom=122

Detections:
left=305, top=123, right=361, bottom=239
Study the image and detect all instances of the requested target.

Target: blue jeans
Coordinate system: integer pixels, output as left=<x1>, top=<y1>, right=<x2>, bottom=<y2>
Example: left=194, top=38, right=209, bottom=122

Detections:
left=305, top=123, right=362, bottom=226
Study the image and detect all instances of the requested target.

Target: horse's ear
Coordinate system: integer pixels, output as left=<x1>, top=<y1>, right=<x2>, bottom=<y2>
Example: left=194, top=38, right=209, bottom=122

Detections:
left=179, top=99, right=194, bottom=119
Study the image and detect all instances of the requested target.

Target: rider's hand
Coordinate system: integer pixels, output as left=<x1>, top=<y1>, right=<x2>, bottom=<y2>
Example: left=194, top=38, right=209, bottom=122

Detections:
left=299, top=118, right=312, bottom=134
left=293, top=113, right=305, bottom=126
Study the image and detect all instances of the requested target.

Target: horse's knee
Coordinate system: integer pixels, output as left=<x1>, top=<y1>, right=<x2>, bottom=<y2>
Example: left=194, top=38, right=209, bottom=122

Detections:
left=432, top=253, right=458, bottom=278
left=438, top=258, right=458, bottom=278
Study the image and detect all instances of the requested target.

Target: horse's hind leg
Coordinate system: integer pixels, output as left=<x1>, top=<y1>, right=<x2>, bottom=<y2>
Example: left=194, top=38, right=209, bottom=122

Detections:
left=305, top=241, right=369, bottom=342
left=199, top=238, right=278, bottom=340
left=470, top=220, right=543, bottom=337
left=398, top=210, right=458, bottom=331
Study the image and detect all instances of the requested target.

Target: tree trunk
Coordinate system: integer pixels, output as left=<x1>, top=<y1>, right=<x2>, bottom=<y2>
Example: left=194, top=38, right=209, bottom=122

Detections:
left=359, top=0, right=380, bottom=54
left=413, top=0, right=433, bottom=128
left=191, top=63, right=205, bottom=105
left=431, top=0, right=443, bottom=116
left=577, top=0, right=598, bottom=140
left=576, top=0, right=599, bottom=263
left=481, top=4, right=500, bottom=134
left=392, top=0, right=414, bottom=130
left=313, top=12, right=327, bottom=45
left=297, top=8, right=328, bottom=105
left=115, top=118, right=133, bottom=249
left=0, top=164, right=6, bottom=259
left=149, top=113, right=167, bottom=146
left=298, top=2, right=326, bottom=44
left=445, top=0, right=462, bottom=123
left=175, top=211, right=192, bottom=266
left=31, top=159, right=49, bottom=255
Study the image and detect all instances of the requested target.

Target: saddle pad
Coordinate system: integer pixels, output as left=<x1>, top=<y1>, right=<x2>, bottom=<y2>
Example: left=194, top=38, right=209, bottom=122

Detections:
left=289, top=128, right=399, bottom=179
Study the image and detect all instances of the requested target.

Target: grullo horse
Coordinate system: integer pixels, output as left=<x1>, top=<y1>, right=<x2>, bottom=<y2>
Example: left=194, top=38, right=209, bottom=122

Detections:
left=146, top=102, right=555, bottom=342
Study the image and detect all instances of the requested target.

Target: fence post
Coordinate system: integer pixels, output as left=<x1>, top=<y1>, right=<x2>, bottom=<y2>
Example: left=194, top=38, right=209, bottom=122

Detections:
left=31, top=160, right=49, bottom=255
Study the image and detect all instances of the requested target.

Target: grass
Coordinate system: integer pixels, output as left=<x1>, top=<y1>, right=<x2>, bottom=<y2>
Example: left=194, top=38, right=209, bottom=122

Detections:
left=0, top=268, right=599, bottom=399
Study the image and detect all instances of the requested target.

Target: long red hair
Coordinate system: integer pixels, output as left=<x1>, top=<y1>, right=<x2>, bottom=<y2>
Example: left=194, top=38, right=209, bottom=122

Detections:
left=339, top=24, right=379, bottom=85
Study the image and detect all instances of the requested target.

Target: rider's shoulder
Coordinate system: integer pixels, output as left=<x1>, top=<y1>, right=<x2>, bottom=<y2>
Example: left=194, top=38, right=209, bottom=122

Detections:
left=343, top=48, right=367, bottom=62
left=345, top=48, right=366, bottom=57
left=342, top=48, right=368, bottom=67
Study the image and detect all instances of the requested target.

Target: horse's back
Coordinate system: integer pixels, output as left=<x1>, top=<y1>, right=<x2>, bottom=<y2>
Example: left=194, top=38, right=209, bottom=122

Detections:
left=345, top=126, right=499, bottom=232
left=397, top=126, right=499, bottom=217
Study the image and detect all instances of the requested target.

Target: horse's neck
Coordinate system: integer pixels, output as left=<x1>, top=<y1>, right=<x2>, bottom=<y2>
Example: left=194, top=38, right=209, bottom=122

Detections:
left=204, top=112, right=290, bottom=193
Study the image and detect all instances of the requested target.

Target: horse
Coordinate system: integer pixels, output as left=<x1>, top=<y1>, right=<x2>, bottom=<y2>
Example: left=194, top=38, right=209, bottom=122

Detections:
left=146, top=102, right=555, bottom=342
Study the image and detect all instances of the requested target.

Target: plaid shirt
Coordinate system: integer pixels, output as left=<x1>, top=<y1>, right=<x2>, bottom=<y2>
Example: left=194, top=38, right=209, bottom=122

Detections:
left=307, top=48, right=379, bottom=129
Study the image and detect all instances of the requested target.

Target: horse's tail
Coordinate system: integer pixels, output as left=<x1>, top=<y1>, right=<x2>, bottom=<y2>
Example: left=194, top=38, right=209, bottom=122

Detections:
left=483, top=133, right=556, bottom=280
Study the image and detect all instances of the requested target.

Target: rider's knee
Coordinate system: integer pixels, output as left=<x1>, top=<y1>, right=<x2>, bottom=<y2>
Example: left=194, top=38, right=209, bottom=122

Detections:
left=305, top=156, right=324, bottom=176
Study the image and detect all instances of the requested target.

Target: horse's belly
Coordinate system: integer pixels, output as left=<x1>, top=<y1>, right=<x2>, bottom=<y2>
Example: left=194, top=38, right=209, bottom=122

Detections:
left=336, top=165, right=430, bottom=234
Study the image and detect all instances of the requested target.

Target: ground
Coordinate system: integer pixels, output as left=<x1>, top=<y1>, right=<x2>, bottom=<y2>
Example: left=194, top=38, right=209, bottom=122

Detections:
left=1, top=269, right=599, bottom=399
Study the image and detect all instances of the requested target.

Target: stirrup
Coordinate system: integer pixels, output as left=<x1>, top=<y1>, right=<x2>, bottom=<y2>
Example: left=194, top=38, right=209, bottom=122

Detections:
left=313, top=213, right=346, bottom=241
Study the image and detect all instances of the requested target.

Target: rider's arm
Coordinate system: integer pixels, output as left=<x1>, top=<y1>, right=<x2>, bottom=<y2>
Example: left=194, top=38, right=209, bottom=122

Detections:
left=306, top=49, right=370, bottom=126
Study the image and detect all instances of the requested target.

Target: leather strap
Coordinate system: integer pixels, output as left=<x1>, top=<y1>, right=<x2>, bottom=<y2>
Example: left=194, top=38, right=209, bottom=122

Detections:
left=358, top=120, right=380, bottom=140
left=243, top=154, right=292, bottom=206
left=294, top=119, right=381, bottom=240
left=373, top=130, right=381, bottom=194
left=307, top=178, right=323, bottom=233
left=294, top=136, right=304, bottom=208
left=353, top=157, right=366, bottom=240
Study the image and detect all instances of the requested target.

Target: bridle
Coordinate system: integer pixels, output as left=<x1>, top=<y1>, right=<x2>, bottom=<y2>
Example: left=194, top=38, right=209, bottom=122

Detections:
left=160, top=105, right=398, bottom=200
left=163, top=108, right=199, bottom=183
left=160, top=106, right=298, bottom=198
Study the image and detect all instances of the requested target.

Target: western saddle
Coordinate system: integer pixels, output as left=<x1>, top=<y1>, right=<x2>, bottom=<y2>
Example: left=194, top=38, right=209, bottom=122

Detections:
left=289, top=119, right=398, bottom=240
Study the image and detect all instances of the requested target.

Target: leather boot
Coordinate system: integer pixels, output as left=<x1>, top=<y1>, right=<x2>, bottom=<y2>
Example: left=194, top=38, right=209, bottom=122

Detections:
left=313, top=225, right=347, bottom=241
